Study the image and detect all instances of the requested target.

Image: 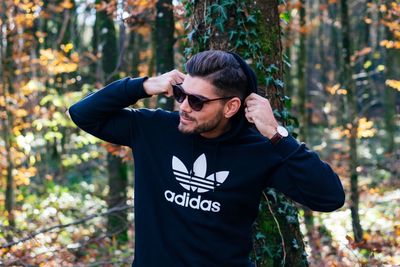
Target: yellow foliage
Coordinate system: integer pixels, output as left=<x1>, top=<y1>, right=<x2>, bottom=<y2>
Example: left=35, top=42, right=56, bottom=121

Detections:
left=330, top=118, right=376, bottom=139
left=14, top=167, right=36, bottom=186
left=60, top=0, right=74, bottom=9
left=21, top=79, right=46, bottom=94
left=357, top=117, right=376, bottom=138
left=39, top=49, right=79, bottom=74
left=380, top=40, right=400, bottom=49
left=61, top=43, right=74, bottom=53
left=17, top=194, right=24, bottom=201
left=326, top=84, right=348, bottom=95
left=14, top=109, right=28, bottom=118
left=386, top=79, right=400, bottom=91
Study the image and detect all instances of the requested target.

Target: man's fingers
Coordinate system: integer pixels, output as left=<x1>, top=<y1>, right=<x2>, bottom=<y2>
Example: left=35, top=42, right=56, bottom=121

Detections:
left=176, top=71, right=186, bottom=81
left=245, top=112, right=254, bottom=123
left=172, top=69, right=186, bottom=82
left=245, top=110, right=254, bottom=123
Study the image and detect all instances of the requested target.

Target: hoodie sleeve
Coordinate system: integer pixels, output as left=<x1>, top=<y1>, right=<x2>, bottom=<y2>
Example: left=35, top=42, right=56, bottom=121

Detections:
left=67, top=77, right=150, bottom=147
left=265, top=135, right=345, bottom=212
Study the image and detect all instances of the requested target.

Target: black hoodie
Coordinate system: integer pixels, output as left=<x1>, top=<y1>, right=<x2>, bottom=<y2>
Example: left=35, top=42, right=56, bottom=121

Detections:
left=68, top=57, right=345, bottom=267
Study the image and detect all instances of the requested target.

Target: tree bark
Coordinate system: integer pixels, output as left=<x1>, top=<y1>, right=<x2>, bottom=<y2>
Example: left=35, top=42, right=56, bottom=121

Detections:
left=340, top=0, right=363, bottom=243
left=94, top=0, right=129, bottom=244
left=156, top=0, right=175, bottom=110
left=383, top=8, right=398, bottom=154
left=1, top=0, right=16, bottom=232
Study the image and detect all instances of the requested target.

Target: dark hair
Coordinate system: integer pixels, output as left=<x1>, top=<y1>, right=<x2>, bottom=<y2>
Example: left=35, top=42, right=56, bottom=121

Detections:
left=185, top=50, right=248, bottom=99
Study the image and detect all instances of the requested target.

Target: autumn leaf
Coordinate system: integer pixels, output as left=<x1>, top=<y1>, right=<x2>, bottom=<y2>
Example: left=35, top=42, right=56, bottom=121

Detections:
left=386, top=79, right=400, bottom=91
left=60, top=0, right=74, bottom=9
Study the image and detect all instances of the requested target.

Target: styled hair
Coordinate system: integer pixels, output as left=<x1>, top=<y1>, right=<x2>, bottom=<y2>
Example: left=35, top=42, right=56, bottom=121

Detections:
left=185, top=50, right=248, bottom=99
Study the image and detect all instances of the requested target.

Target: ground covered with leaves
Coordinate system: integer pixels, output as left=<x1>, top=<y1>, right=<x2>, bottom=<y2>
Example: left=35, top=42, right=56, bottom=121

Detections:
left=0, top=177, right=398, bottom=266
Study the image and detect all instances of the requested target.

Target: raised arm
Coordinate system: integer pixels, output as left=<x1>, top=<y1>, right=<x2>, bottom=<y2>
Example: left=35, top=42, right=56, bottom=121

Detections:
left=265, top=136, right=345, bottom=212
left=68, top=77, right=150, bottom=146
left=245, top=93, right=345, bottom=212
left=68, top=70, right=186, bottom=147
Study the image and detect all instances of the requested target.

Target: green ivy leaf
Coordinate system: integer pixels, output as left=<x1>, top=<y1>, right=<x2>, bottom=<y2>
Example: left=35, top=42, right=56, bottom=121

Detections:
left=280, top=11, right=290, bottom=24
left=247, top=14, right=257, bottom=24
left=255, top=232, right=266, bottom=240
left=274, top=79, right=284, bottom=88
left=265, top=77, right=274, bottom=86
left=292, top=238, right=300, bottom=249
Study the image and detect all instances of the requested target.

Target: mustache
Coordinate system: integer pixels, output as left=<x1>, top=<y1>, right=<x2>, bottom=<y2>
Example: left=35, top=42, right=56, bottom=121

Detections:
left=179, top=111, right=195, bottom=121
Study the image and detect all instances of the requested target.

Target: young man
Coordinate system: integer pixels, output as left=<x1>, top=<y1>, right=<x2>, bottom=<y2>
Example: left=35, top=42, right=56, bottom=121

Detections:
left=68, top=50, right=345, bottom=267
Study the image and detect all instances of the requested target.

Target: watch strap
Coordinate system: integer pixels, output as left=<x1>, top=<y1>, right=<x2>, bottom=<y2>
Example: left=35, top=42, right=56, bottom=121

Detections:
left=270, top=131, right=283, bottom=145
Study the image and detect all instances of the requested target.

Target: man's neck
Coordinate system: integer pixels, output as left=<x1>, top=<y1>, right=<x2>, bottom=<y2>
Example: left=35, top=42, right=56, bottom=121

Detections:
left=200, top=121, right=231, bottom=139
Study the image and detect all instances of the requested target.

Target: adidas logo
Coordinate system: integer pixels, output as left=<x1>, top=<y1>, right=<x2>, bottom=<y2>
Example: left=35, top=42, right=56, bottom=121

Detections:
left=164, top=154, right=230, bottom=213
left=164, top=191, right=221, bottom=212
left=172, top=154, right=229, bottom=193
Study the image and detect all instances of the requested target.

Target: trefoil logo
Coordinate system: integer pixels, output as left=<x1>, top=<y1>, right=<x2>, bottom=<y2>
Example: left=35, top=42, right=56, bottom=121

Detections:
left=164, top=154, right=229, bottom=213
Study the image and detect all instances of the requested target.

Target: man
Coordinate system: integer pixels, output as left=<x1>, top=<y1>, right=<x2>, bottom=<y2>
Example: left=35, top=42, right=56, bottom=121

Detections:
left=68, top=50, right=345, bottom=267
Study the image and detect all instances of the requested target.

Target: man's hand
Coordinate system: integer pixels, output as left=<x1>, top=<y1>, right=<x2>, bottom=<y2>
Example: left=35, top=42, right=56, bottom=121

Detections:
left=244, top=93, right=279, bottom=139
left=143, top=70, right=186, bottom=97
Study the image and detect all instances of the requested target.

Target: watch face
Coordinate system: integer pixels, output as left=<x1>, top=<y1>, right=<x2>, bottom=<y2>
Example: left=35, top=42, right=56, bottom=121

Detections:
left=277, top=126, right=289, bottom=137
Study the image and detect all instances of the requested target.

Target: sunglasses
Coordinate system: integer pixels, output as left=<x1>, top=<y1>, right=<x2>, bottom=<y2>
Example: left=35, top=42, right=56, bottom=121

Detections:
left=172, top=83, right=234, bottom=111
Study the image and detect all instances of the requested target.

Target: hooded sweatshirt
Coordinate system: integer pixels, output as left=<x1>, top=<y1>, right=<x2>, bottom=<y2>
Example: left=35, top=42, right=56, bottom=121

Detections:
left=68, top=55, right=345, bottom=267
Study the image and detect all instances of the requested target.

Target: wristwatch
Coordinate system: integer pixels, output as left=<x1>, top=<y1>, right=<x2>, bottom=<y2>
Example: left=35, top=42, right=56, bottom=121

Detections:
left=270, top=125, right=289, bottom=145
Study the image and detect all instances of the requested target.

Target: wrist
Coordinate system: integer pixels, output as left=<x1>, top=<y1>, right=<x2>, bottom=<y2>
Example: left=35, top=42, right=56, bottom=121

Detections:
left=261, top=123, right=279, bottom=139
left=263, top=129, right=277, bottom=139
left=142, top=77, right=152, bottom=95
left=269, top=125, right=289, bottom=145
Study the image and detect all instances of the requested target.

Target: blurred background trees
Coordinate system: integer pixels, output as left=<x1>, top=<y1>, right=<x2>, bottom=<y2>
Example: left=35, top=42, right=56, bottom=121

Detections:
left=0, top=0, right=399, bottom=266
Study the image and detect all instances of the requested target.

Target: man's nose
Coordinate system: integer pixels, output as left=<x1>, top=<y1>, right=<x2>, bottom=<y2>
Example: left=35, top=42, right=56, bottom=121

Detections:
left=180, top=96, right=192, bottom=113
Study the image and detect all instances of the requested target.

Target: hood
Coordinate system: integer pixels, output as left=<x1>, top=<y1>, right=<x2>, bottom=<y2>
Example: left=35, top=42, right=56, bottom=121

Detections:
left=197, top=51, right=258, bottom=144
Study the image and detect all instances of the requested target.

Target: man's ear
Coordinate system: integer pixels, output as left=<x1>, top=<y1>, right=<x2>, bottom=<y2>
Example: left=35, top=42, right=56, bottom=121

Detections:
left=224, top=97, right=242, bottom=118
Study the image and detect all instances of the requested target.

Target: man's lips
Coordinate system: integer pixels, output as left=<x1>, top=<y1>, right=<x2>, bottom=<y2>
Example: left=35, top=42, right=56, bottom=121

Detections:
left=180, top=116, right=193, bottom=124
left=179, top=112, right=194, bottom=124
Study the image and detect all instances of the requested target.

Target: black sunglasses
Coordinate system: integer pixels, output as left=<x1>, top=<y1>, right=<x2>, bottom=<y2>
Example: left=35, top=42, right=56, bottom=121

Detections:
left=172, top=83, right=234, bottom=111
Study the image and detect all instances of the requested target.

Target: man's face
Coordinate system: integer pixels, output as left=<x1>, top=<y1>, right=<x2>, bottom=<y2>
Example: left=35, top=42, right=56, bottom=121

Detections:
left=177, top=75, right=228, bottom=138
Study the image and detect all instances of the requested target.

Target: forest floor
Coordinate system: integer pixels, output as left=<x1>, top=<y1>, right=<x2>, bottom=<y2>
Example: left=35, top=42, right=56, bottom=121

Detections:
left=0, top=176, right=399, bottom=266
left=305, top=179, right=400, bottom=267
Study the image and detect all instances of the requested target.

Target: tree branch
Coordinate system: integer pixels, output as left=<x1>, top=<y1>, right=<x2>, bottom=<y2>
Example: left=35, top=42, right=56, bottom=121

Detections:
left=1, top=204, right=134, bottom=249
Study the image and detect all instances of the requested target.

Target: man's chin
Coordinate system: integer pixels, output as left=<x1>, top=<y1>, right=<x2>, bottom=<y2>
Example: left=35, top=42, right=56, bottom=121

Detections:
left=178, top=123, right=195, bottom=135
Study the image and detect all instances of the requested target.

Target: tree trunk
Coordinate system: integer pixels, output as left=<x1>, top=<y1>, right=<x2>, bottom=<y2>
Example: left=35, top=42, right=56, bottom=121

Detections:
left=156, top=0, right=175, bottom=110
left=186, top=0, right=308, bottom=265
left=107, top=153, right=129, bottom=243
left=94, top=0, right=129, bottom=244
left=340, top=0, right=363, bottom=243
left=298, top=0, right=307, bottom=143
left=1, top=1, right=16, bottom=231
left=383, top=10, right=398, bottom=154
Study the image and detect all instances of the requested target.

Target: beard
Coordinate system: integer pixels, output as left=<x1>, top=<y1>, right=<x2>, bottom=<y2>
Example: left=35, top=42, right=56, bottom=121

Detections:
left=178, top=110, right=224, bottom=135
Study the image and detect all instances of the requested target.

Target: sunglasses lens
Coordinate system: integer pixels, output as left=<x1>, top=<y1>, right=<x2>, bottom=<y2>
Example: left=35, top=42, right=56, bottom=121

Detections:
left=173, top=85, right=185, bottom=103
left=188, top=95, right=204, bottom=111
left=173, top=84, right=205, bottom=111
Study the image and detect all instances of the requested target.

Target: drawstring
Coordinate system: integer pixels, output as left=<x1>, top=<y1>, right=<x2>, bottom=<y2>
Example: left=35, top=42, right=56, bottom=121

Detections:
left=191, top=135, right=196, bottom=187
left=213, top=142, right=220, bottom=192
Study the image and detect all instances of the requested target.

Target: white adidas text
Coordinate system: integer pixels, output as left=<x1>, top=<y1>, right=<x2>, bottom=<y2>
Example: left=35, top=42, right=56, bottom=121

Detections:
left=164, top=190, right=221, bottom=212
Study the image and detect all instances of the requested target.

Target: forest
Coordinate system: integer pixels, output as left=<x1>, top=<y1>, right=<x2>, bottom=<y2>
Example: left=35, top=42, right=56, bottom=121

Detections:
left=0, top=0, right=399, bottom=266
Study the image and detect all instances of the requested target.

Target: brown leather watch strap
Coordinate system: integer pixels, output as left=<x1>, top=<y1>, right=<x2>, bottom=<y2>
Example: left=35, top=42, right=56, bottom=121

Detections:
left=270, top=131, right=283, bottom=145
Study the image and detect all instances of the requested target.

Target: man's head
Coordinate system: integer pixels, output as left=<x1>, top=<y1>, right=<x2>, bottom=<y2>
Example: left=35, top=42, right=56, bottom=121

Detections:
left=176, top=50, right=252, bottom=138
left=185, top=50, right=249, bottom=99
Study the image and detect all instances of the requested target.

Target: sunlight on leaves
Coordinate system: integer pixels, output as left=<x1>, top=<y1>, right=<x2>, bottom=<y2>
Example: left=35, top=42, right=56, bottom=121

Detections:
left=385, top=79, right=400, bottom=91
left=39, top=49, right=79, bottom=75
left=358, top=117, right=377, bottom=138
